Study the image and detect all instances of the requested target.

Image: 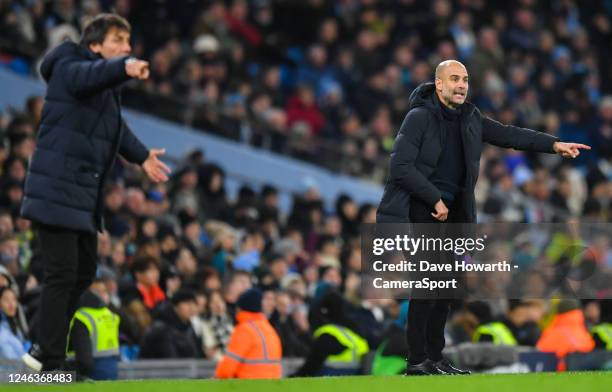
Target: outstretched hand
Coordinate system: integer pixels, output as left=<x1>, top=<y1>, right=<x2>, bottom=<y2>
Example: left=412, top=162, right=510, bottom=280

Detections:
left=142, top=148, right=171, bottom=183
left=553, top=142, right=591, bottom=158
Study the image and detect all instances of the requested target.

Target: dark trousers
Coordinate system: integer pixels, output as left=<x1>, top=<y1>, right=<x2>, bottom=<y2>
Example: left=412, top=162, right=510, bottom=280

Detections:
left=406, top=197, right=456, bottom=364
left=36, top=223, right=97, bottom=369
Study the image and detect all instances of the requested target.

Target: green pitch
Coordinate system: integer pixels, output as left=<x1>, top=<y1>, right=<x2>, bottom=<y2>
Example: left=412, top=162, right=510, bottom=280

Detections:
left=5, top=372, right=612, bottom=392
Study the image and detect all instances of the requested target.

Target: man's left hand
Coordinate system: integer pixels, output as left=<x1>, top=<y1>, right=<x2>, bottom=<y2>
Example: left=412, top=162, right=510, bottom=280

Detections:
left=553, top=142, right=591, bottom=158
left=142, top=148, right=171, bottom=183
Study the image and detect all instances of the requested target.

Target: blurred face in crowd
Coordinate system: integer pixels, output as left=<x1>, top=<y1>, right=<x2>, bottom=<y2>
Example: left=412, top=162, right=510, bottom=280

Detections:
left=584, top=301, right=600, bottom=325
left=112, top=242, right=126, bottom=267
left=141, top=219, right=158, bottom=238
left=136, top=265, right=159, bottom=287
left=175, top=300, right=198, bottom=322
left=275, top=291, right=292, bottom=317
left=0, top=287, right=17, bottom=317
left=270, top=258, right=288, bottom=281
left=262, top=290, right=275, bottom=316
left=176, top=248, right=197, bottom=277
left=297, top=86, right=315, bottom=106
left=324, top=216, right=342, bottom=236
left=209, top=291, right=227, bottom=316
left=0, top=214, right=13, bottom=238
left=303, top=265, right=318, bottom=284
left=219, top=231, right=235, bottom=251
left=165, top=275, right=181, bottom=297
left=346, top=247, right=361, bottom=271
left=287, top=278, right=307, bottom=299
left=225, top=273, right=252, bottom=302
left=361, top=206, right=377, bottom=224
left=97, top=230, right=111, bottom=257
left=104, top=185, right=124, bottom=212
left=263, top=67, right=280, bottom=89
left=126, top=188, right=146, bottom=213
left=204, top=273, right=222, bottom=291
left=90, top=281, right=110, bottom=305
left=435, top=60, right=469, bottom=109
left=8, top=158, right=26, bottom=181
left=0, top=238, right=19, bottom=275
left=195, top=292, right=207, bottom=316
left=322, top=267, right=342, bottom=287
left=89, top=27, right=131, bottom=59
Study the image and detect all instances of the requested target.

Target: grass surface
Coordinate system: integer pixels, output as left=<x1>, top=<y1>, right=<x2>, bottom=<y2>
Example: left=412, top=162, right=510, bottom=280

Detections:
left=4, top=372, right=612, bottom=392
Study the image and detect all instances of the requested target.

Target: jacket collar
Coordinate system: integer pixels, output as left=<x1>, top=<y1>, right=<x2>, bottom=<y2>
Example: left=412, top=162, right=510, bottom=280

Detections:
left=236, top=310, right=267, bottom=323
left=551, top=309, right=586, bottom=327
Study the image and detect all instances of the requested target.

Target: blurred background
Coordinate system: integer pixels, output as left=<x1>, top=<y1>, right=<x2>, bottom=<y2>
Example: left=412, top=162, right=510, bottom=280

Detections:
left=0, top=0, right=611, bottom=379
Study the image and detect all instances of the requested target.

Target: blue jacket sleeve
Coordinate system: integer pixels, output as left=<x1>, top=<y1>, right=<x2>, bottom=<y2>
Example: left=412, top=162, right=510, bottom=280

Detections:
left=389, top=109, right=442, bottom=207
left=119, top=119, right=149, bottom=165
left=482, top=116, right=558, bottom=153
left=60, top=56, right=131, bottom=98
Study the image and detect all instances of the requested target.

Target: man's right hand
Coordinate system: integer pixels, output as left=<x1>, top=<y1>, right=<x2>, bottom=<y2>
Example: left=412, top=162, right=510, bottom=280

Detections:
left=125, top=58, right=150, bottom=80
left=432, top=199, right=449, bottom=221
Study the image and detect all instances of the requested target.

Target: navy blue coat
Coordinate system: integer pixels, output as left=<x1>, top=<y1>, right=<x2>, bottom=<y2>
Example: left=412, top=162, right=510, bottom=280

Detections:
left=377, top=83, right=559, bottom=223
left=21, top=42, right=149, bottom=233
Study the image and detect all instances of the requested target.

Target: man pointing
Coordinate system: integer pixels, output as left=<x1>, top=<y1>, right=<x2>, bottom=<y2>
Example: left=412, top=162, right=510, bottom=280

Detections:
left=20, top=13, right=170, bottom=372
left=376, top=60, right=589, bottom=375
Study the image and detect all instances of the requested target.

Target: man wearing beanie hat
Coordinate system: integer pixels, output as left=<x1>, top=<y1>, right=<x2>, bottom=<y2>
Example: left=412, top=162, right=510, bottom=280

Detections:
left=215, top=288, right=282, bottom=379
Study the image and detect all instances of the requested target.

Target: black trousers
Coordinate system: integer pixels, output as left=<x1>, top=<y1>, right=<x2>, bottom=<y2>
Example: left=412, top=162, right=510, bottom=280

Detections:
left=36, top=223, right=97, bottom=369
left=406, top=197, right=458, bottom=364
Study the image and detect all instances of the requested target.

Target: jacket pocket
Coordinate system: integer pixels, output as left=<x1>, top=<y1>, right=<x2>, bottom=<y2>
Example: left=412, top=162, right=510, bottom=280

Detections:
left=74, top=168, right=100, bottom=188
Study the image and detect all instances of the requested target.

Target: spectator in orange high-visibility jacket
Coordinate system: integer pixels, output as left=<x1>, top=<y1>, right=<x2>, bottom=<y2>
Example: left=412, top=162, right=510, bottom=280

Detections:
left=215, top=288, right=282, bottom=379
left=536, top=299, right=595, bottom=371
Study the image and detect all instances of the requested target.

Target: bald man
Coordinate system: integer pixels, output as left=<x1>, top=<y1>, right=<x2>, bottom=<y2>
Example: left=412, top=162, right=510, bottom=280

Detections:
left=376, top=60, right=590, bottom=375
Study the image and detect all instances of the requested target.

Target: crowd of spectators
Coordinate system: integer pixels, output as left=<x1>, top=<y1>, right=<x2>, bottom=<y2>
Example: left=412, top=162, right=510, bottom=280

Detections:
left=1, top=95, right=612, bottom=367
left=1, top=1, right=611, bottom=180
left=0, top=0, right=611, bottom=373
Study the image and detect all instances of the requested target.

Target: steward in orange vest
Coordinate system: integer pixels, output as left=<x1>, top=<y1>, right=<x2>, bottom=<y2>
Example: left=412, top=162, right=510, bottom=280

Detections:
left=536, top=300, right=595, bottom=371
left=215, top=288, right=282, bottom=379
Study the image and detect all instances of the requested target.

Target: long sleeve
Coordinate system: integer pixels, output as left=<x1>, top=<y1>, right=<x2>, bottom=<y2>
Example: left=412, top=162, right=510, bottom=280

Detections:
left=60, top=56, right=130, bottom=98
left=292, top=333, right=345, bottom=377
left=69, top=320, right=94, bottom=377
left=389, top=109, right=442, bottom=207
left=215, top=326, right=253, bottom=379
left=119, top=119, right=149, bottom=165
left=482, top=116, right=558, bottom=153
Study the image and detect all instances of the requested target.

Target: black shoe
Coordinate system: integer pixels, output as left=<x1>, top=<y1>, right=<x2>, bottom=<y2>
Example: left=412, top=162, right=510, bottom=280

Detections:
left=22, top=344, right=43, bottom=372
left=434, top=358, right=471, bottom=375
left=405, top=359, right=449, bottom=376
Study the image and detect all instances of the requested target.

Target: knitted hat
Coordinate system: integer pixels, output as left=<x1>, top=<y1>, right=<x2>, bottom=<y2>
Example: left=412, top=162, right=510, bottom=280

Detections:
left=237, top=288, right=263, bottom=313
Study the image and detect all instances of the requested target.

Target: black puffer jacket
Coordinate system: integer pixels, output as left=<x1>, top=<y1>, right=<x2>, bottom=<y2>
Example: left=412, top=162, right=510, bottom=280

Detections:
left=377, top=82, right=558, bottom=223
left=139, top=302, right=202, bottom=359
left=21, top=42, right=149, bottom=233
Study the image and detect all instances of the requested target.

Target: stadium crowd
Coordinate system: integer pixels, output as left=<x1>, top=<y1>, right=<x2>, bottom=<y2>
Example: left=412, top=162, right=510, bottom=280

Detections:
left=0, top=0, right=611, bottom=379
left=1, top=95, right=612, bottom=376
left=1, top=0, right=612, bottom=181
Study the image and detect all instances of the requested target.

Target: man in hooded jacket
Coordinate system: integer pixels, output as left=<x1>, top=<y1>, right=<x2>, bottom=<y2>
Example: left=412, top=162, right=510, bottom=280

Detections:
left=376, top=60, right=590, bottom=375
left=20, top=13, right=170, bottom=371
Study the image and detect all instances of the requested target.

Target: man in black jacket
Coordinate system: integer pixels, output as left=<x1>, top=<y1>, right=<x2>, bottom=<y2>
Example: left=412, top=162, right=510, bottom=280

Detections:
left=376, top=60, right=590, bottom=375
left=139, top=290, right=202, bottom=359
left=20, top=14, right=170, bottom=371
